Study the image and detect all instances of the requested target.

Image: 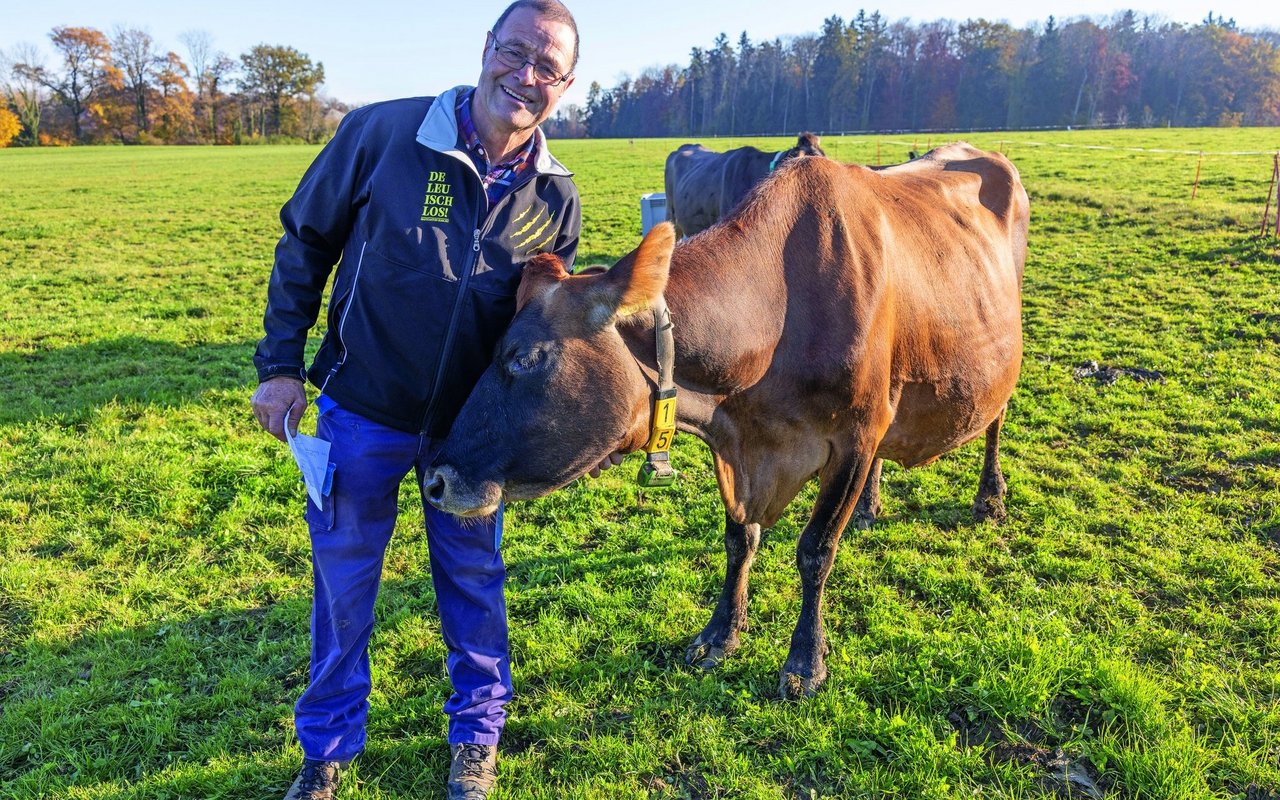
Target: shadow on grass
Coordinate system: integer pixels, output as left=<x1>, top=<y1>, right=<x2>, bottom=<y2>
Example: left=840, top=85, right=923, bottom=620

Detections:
left=0, top=336, right=257, bottom=424
left=0, top=591, right=313, bottom=799
left=0, top=576, right=463, bottom=798
left=1186, top=235, right=1280, bottom=265
left=0, top=526, right=744, bottom=799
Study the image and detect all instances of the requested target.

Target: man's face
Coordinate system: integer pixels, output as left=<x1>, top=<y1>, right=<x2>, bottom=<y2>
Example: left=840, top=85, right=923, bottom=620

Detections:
left=473, top=6, right=576, bottom=143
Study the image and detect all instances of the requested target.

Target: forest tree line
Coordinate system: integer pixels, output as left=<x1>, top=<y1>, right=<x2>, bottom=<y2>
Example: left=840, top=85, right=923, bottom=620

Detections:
left=545, top=10, right=1280, bottom=139
left=0, top=26, right=343, bottom=146
left=3, top=11, right=1278, bottom=148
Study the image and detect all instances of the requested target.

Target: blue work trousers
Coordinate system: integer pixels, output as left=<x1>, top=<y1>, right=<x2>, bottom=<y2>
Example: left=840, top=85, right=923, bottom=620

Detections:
left=294, top=403, right=510, bottom=761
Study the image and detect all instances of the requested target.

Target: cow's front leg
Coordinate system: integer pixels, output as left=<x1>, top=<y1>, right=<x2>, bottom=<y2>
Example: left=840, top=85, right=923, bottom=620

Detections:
left=686, top=515, right=761, bottom=670
left=780, top=453, right=873, bottom=700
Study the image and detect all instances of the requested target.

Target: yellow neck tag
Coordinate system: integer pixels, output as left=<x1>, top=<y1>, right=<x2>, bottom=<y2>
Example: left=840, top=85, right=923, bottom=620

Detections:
left=645, top=395, right=677, bottom=453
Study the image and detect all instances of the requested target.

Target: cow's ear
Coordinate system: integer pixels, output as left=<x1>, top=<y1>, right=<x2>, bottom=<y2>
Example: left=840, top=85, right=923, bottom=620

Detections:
left=517, top=253, right=570, bottom=311
left=617, top=221, right=675, bottom=312
left=588, top=222, right=675, bottom=327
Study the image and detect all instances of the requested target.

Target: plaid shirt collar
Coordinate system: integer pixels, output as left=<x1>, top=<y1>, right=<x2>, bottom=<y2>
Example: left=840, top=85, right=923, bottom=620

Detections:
left=456, top=88, right=538, bottom=206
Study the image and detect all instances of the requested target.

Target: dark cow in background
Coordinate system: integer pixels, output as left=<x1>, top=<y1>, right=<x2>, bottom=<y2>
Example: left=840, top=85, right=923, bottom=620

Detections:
left=664, top=132, right=824, bottom=238
left=425, top=143, right=1029, bottom=700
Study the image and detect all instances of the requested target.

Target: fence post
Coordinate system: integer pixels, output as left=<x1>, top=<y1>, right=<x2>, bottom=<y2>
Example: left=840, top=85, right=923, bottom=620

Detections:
left=1191, top=152, right=1204, bottom=200
left=1262, top=153, right=1278, bottom=237
left=1274, top=154, right=1280, bottom=237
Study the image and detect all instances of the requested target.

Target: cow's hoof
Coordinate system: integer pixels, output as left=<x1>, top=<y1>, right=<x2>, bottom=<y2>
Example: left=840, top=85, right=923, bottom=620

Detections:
left=973, top=496, right=1007, bottom=524
left=853, top=510, right=876, bottom=530
left=778, top=668, right=827, bottom=701
left=685, top=636, right=737, bottom=670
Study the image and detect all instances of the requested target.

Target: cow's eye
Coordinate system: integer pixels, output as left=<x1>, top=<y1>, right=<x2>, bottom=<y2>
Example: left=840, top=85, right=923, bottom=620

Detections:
left=504, top=345, right=546, bottom=377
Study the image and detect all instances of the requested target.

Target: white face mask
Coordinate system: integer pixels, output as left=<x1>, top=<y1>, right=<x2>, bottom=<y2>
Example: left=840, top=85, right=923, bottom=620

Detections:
left=285, top=409, right=335, bottom=509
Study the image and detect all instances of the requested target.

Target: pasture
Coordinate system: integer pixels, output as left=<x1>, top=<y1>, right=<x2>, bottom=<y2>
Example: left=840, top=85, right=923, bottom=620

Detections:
left=1, top=128, right=1278, bottom=799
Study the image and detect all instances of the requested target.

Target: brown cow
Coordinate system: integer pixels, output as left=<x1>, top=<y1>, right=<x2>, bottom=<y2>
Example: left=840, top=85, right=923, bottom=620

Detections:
left=424, top=143, right=1029, bottom=699
left=664, top=133, right=824, bottom=238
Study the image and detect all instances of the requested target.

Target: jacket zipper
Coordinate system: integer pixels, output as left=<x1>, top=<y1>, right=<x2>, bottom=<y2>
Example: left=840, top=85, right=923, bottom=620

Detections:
left=318, top=241, right=367, bottom=395
left=419, top=218, right=485, bottom=431
left=418, top=167, right=544, bottom=433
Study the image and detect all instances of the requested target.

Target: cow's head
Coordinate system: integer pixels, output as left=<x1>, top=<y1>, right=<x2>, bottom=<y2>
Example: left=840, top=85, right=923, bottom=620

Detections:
left=780, top=132, right=825, bottom=164
left=423, top=222, right=678, bottom=517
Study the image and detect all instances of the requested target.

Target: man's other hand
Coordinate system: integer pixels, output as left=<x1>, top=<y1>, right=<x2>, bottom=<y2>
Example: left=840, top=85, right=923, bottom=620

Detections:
left=251, top=377, right=306, bottom=442
left=587, top=451, right=626, bottom=479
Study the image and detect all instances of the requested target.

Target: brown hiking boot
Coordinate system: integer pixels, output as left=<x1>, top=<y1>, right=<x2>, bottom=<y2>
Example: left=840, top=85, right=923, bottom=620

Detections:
left=283, top=758, right=348, bottom=799
left=447, top=743, right=498, bottom=800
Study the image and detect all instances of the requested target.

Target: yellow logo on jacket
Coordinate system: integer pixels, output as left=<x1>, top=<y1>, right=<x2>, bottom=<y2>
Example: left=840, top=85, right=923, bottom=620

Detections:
left=510, top=204, right=557, bottom=254
left=421, top=170, right=454, bottom=223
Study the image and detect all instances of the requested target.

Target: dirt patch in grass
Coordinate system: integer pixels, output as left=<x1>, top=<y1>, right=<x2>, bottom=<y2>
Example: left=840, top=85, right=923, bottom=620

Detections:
left=948, top=707, right=1108, bottom=799
left=1162, top=464, right=1239, bottom=495
left=1072, top=360, right=1167, bottom=386
left=641, top=774, right=673, bottom=793
left=1049, top=694, right=1092, bottom=728
left=1233, top=448, right=1280, bottom=469
left=992, top=742, right=1106, bottom=799
left=666, top=762, right=713, bottom=799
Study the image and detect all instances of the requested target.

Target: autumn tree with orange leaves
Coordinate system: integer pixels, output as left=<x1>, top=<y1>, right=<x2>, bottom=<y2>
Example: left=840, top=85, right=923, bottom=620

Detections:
left=0, top=106, right=20, bottom=147
left=151, top=52, right=196, bottom=142
left=31, top=26, right=121, bottom=142
left=4, top=24, right=344, bottom=145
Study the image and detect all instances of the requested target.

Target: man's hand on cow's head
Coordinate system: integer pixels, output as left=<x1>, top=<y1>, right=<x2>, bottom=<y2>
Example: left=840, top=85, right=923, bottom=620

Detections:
left=251, top=376, right=306, bottom=443
left=587, top=451, right=626, bottom=479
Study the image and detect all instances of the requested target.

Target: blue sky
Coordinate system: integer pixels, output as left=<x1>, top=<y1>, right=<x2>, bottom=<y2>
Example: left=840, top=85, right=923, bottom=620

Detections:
left=4, top=0, right=1273, bottom=112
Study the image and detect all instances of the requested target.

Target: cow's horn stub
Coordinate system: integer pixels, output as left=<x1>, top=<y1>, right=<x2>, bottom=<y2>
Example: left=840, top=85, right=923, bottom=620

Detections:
left=516, top=252, right=569, bottom=310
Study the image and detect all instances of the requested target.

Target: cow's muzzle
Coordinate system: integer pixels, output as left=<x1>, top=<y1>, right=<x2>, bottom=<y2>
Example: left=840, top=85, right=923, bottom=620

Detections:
left=422, top=464, right=502, bottom=518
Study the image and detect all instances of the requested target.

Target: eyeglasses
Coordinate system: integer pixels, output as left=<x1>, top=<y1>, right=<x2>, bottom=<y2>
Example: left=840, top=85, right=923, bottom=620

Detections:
left=488, top=34, right=572, bottom=87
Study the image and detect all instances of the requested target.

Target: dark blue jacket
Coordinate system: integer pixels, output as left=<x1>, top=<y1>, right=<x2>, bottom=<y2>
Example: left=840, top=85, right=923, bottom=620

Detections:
left=254, top=88, right=581, bottom=436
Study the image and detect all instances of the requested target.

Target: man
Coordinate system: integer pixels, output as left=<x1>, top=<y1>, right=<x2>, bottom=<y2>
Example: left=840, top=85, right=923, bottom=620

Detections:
left=250, top=3, right=580, bottom=798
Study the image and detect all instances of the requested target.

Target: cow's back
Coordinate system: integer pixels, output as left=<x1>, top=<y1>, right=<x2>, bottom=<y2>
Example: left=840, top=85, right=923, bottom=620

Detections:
left=665, top=144, right=725, bottom=238
left=718, top=147, right=772, bottom=219
left=874, top=142, right=1029, bottom=282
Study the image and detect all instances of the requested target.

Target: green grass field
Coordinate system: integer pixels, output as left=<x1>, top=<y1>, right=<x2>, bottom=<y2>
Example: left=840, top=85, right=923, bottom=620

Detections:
left=1, top=128, right=1278, bottom=799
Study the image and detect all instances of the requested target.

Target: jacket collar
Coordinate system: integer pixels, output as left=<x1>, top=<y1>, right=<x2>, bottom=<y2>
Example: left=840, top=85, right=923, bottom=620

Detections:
left=417, top=85, right=572, bottom=178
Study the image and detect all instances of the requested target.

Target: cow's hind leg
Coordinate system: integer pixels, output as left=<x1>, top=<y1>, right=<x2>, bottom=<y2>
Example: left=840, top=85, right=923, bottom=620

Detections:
left=686, top=514, right=761, bottom=670
left=852, top=458, right=883, bottom=529
left=781, top=451, right=875, bottom=700
left=972, top=407, right=1009, bottom=523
